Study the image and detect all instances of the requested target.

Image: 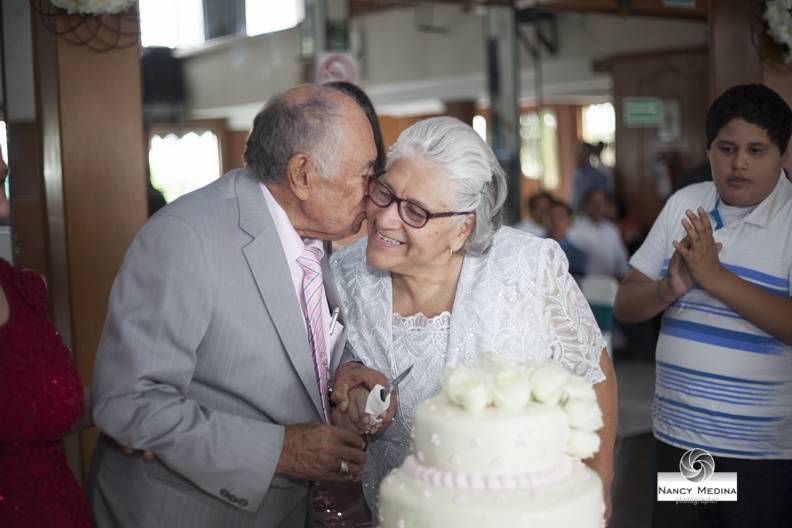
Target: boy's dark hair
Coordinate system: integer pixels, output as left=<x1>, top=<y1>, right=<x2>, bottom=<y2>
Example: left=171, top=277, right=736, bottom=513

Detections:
left=706, top=84, right=792, bottom=154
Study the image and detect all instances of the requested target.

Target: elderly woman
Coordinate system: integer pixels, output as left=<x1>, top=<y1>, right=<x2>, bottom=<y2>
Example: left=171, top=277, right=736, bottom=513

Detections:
left=330, top=117, right=617, bottom=522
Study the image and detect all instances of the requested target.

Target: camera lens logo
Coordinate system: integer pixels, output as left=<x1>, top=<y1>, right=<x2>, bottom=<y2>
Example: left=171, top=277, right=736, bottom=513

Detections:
left=679, top=448, right=715, bottom=482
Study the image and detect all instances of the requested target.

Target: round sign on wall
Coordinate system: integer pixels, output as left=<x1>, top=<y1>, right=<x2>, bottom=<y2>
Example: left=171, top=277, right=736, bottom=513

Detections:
left=316, top=52, right=359, bottom=84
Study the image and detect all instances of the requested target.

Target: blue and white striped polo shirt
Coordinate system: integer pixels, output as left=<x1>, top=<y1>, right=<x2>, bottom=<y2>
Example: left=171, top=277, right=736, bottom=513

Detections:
left=630, top=174, right=792, bottom=459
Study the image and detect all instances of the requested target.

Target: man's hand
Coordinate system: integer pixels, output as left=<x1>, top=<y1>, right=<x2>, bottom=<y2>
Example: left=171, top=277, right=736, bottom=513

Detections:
left=673, top=208, right=724, bottom=289
left=332, top=386, right=397, bottom=435
left=331, top=363, right=385, bottom=412
left=276, top=423, right=367, bottom=482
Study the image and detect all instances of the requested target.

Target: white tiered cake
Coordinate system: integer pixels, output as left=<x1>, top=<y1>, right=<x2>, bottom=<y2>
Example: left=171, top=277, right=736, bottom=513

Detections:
left=379, top=356, right=605, bottom=527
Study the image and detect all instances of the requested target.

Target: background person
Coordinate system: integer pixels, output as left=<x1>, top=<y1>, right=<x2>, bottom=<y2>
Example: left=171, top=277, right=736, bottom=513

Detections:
left=0, top=145, right=93, bottom=527
left=568, top=188, right=630, bottom=279
left=614, top=84, right=792, bottom=527
left=514, top=190, right=553, bottom=237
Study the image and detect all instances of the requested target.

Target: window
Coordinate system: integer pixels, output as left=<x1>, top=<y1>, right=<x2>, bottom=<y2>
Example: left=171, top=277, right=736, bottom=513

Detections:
left=581, top=102, right=616, bottom=167
left=148, top=130, right=221, bottom=203
left=520, top=109, right=560, bottom=189
left=246, top=0, right=305, bottom=36
left=139, top=0, right=205, bottom=48
left=139, top=0, right=305, bottom=48
left=472, top=115, right=487, bottom=142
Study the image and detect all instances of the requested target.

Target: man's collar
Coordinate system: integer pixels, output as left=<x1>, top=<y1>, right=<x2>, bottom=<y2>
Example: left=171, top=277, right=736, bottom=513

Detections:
left=259, top=182, right=304, bottom=263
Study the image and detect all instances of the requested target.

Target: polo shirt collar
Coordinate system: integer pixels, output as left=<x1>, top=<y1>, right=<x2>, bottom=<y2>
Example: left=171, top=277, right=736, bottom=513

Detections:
left=739, top=170, right=790, bottom=228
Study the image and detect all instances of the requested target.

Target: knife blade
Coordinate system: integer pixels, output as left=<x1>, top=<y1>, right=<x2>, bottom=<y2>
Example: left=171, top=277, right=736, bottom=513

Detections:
left=381, top=364, right=414, bottom=400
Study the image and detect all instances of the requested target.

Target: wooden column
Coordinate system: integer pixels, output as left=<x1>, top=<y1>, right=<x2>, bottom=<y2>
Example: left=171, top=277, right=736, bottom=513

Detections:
left=444, top=100, right=477, bottom=127
left=31, top=11, right=148, bottom=478
left=709, top=0, right=761, bottom=100
left=709, top=0, right=792, bottom=170
left=762, top=67, right=792, bottom=173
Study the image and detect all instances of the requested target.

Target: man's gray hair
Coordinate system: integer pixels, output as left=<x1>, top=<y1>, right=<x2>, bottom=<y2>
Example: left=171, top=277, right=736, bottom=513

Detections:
left=387, top=116, right=508, bottom=255
left=243, top=92, right=343, bottom=183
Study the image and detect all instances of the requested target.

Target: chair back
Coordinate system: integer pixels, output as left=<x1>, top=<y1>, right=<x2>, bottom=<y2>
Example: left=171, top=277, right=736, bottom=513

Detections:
left=580, top=274, right=619, bottom=356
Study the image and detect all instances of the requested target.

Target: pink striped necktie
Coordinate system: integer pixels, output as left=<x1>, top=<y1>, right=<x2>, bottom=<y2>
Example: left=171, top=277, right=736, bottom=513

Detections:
left=296, top=241, right=330, bottom=422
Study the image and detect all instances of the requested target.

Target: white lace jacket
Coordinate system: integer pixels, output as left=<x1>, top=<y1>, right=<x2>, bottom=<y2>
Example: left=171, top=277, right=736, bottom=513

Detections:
left=329, top=227, right=607, bottom=510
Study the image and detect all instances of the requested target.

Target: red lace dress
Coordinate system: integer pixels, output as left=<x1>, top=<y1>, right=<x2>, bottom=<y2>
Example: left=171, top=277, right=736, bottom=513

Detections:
left=0, top=258, right=92, bottom=527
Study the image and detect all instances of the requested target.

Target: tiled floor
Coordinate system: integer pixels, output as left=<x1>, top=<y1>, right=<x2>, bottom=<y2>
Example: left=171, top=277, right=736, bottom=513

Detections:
left=610, top=357, right=656, bottom=528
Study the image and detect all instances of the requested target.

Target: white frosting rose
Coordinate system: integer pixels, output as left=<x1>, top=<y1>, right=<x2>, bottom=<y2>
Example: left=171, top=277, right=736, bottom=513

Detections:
left=566, top=430, right=601, bottom=459
left=563, top=399, right=604, bottom=431
left=491, top=368, right=533, bottom=412
left=530, top=363, right=571, bottom=404
left=443, top=366, right=492, bottom=413
left=561, top=376, right=597, bottom=403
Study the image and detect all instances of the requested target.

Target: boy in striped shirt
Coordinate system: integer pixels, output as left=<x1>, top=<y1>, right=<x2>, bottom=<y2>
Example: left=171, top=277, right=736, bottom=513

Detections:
left=615, top=84, right=792, bottom=527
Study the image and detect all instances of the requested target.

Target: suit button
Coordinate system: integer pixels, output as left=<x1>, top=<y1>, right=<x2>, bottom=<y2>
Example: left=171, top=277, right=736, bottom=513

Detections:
left=220, top=489, right=230, bottom=499
left=239, top=499, right=248, bottom=507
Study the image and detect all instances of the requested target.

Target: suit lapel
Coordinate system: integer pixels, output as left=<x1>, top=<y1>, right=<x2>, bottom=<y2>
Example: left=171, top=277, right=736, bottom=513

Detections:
left=236, top=169, right=323, bottom=419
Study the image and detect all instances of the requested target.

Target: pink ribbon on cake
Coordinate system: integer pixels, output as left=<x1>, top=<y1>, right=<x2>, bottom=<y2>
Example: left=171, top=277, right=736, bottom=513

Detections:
left=400, top=455, right=573, bottom=491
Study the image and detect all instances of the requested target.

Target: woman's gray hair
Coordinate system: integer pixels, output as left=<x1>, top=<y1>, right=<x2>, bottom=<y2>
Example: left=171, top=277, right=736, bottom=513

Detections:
left=387, top=116, right=508, bottom=255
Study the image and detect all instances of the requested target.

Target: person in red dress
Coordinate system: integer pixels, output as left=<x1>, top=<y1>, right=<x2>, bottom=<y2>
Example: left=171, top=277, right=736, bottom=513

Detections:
left=0, top=145, right=93, bottom=527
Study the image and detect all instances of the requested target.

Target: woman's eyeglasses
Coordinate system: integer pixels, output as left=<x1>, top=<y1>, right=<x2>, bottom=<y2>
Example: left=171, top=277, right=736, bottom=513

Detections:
left=367, top=176, right=474, bottom=229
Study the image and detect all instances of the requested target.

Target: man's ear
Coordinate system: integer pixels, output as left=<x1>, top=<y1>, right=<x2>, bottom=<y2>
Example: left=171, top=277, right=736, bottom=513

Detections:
left=286, top=153, right=314, bottom=201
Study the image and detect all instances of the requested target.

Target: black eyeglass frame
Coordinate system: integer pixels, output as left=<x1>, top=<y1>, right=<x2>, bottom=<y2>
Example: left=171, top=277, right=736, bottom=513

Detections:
left=367, top=175, right=475, bottom=229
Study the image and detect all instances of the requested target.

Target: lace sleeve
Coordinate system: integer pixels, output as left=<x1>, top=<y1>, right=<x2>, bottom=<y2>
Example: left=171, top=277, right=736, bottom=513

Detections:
left=536, top=239, right=606, bottom=384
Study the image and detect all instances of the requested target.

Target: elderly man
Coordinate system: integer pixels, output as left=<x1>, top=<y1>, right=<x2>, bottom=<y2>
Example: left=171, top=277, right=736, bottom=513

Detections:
left=88, top=85, right=392, bottom=527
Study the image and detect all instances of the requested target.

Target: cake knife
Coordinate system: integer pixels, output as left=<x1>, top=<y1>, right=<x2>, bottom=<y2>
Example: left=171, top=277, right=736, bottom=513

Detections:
left=365, top=364, right=414, bottom=422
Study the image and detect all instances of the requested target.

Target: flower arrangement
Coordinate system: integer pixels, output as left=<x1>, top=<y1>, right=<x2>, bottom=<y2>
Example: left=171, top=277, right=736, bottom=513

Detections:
left=764, top=0, right=792, bottom=65
left=49, top=0, right=136, bottom=15
left=30, top=0, right=139, bottom=52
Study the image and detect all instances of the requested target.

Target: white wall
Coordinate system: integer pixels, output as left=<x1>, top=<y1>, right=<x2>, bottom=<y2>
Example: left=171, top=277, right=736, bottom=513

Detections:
left=183, top=6, right=707, bottom=127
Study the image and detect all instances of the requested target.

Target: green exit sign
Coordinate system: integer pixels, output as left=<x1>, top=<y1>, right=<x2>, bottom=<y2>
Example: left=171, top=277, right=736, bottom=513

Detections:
left=662, top=0, right=696, bottom=7
left=623, top=97, right=663, bottom=127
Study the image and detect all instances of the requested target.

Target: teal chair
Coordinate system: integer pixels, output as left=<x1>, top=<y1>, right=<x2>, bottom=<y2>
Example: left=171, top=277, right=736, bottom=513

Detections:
left=580, top=274, right=619, bottom=357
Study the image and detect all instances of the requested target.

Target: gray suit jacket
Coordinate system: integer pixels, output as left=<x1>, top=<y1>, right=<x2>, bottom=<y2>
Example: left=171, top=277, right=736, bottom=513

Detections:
left=89, top=168, right=349, bottom=527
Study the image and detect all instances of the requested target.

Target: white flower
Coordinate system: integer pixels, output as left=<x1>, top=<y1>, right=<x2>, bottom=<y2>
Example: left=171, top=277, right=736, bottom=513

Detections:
left=561, top=376, right=597, bottom=403
left=530, top=362, right=570, bottom=404
left=564, top=399, right=604, bottom=432
left=765, top=0, right=792, bottom=64
left=566, top=430, right=601, bottom=459
left=50, top=0, right=136, bottom=15
left=443, top=365, right=492, bottom=414
left=491, top=368, right=533, bottom=412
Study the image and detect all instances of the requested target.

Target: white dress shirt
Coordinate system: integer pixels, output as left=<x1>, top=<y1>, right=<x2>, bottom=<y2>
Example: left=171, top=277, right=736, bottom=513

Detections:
left=259, top=183, right=342, bottom=365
